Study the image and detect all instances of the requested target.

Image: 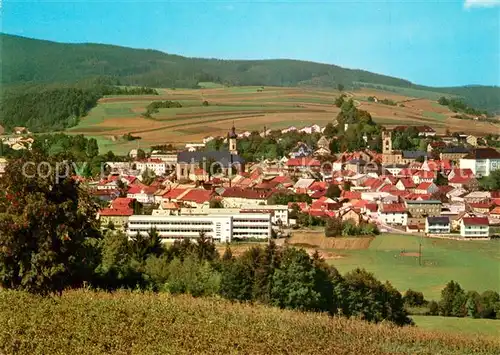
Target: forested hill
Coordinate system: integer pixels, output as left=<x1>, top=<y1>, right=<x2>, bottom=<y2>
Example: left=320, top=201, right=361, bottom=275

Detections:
left=2, top=33, right=499, bottom=112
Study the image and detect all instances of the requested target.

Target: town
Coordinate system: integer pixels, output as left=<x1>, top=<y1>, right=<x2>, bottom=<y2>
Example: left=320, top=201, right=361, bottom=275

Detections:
left=66, top=122, right=500, bottom=242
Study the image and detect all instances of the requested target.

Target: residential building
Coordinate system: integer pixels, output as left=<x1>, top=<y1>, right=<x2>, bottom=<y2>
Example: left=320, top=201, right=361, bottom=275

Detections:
left=440, top=146, right=470, bottom=162
left=136, top=159, right=167, bottom=176
left=98, top=197, right=136, bottom=229
left=378, top=203, right=408, bottom=226
left=415, top=182, right=439, bottom=195
left=218, top=187, right=273, bottom=208
left=405, top=200, right=441, bottom=224
left=127, top=185, right=157, bottom=204
left=126, top=212, right=272, bottom=243
left=463, top=191, right=491, bottom=204
left=425, top=216, right=451, bottom=234
left=459, top=148, right=500, bottom=177
left=339, top=208, right=363, bottom=225
left=460, top=217, right=490, bottom=238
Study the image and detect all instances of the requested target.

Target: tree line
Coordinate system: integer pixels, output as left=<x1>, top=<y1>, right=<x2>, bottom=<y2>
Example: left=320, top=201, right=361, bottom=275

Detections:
left=438, top=96, right=490, bottom=117
left=142, top=100, right=183, bottom=118
left=0, top=84, right=160, bottom=132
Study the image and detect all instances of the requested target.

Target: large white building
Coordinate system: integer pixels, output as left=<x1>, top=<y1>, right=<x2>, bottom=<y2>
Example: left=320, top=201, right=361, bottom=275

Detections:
left=179, top=206, right=289, bottom=226
left=459, top=148, right=500, bottom=178
left=127, top=212, right=272, bottom=243
left=135, top=159, right=167, bottom=176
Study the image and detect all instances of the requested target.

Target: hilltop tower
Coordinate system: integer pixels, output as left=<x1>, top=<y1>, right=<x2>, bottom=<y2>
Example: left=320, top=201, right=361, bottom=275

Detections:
left=228, top=123, right=238, bottom=155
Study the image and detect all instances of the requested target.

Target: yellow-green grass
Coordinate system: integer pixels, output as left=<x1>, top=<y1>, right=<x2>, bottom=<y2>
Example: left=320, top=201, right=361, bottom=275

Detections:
left=328, top=234, right=500, bottom=300
left=1, top=290, right=499, bottom=355
left=411, top=315, right=500, bottom=338
left=423, top=111, right=447, bottom=121
left=197, top=81, right=226, bottom=88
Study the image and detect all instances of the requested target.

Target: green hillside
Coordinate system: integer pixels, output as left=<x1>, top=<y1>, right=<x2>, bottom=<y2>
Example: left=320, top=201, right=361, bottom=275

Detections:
left=1, top=33, right=499, bottom=112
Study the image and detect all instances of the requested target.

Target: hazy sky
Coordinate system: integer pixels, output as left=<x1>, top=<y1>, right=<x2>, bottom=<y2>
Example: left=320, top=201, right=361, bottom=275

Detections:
left=2, top=0, right=499, bottom=87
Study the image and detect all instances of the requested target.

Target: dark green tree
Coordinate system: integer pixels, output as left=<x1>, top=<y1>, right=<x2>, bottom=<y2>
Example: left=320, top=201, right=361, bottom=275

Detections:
left=0, top=153, right=101, bottom=294
left=325, top=184, right=341, bottom=199
left=86, top=138, right=99, bottom=158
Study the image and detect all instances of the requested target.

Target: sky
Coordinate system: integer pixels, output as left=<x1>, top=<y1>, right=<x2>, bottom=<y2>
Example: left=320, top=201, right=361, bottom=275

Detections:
left=2, top=0, right=499, bottom=87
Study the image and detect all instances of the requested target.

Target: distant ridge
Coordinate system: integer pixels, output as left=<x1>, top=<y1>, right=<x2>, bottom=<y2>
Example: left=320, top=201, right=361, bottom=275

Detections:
left=1, top=33, right=499, bottom=112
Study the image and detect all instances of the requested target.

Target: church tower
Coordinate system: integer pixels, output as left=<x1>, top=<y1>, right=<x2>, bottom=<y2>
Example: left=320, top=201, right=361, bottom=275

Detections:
left=228, top=124, right=238, bottom=155
left=382, top=130, right=392, bottom=155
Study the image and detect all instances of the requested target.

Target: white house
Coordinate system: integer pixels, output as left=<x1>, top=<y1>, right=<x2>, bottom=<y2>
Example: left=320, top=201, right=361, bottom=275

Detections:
left=460, top=217, right=490, bottom=238
left=135, top=159, right=167, bottom=176
left=459, top=148, right=500, bottom=177
left=425, top=216, right=451, bottom=234
left=378, top=203, right=408, bottom=226
left=127, top=185, right=157, bottom=204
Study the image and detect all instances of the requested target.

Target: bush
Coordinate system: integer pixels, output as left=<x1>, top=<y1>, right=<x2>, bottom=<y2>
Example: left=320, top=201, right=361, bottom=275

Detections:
left=404, top=289, right=426, bottom=307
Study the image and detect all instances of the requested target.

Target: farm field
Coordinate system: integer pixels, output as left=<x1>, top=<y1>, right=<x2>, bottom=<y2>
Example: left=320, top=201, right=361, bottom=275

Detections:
left=68, top=85, right=499, bottom=153
left=411, top=315, right=500, bottom=338
left=1, top=290, right=499, bottom=355
left=327, top=233, right=500, bottom=300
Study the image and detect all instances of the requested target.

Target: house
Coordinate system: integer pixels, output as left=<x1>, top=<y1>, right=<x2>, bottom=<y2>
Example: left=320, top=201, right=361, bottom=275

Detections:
left=136, top=159, right=167, bottom=176
left=440, top=146, right=470, bottom=162
left=466, top=135, right=478, bottom=147
left=289, top=143, right=313, bottom=158
left=490, top=206, right=500, bottom=219
left=177, top=188, right=213, bottom=208
left=98, top=197, right=136, bottom=229
left=401, top=151, right=430, bottom=164
left=314, top=146, right=331, bottom=156
left=396, top=178, right=415, bottom=191
left=317, top=136, right=330, bottom=149
left=405, top=200, right=441, bottom=225
left=463, top=191, right=491, bottom=204
left=378, top=203, right=408, bottom=226
left=127, top=185, right=157, bottom=204
left=293, top=178, right=316, bottom=192
left=412, top=170, right=437, bottom=185
left=286, top=157, right=321, bottom=175
left=339, top=208, right=363, bottom=225
left=425, top=216, right=451, bottom=235
left=460, top=217, right=490, bottom=238
left=218, top=188, right=273, bottom=208
left=468, top=202, right=493, bottom=214
left=459, top=148, right=500, bottom=177
left=415, top=182, right=439, bottom=195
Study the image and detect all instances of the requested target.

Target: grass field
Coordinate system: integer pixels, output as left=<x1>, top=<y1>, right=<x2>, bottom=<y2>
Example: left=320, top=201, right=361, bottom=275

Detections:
left=328, top=234, right=500, bottom=300
left=1, top=290, right=499, bottom=355
left=68, top=85, right=499, bottom=153
left=412, top=315, right=500, bottom=338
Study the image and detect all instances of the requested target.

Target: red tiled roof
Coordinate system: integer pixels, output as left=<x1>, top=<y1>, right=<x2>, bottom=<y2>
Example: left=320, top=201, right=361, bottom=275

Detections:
left=462, top=217, right=489, bottom=226
left=310, top=190, right=326, bottom=199
left=341, top=191, right=361, bottom=200
left=405, top=193, right=432, bottom=201
left=469, top=202, right=493, bottom=209
left=127, top=185, right=157, bottom=195
left=490, top=206, right=500, bottom=215
left=398, top=178, right=415, bottom=188
left=309, top=181, right=328, bottom=191
left=99, top=207, right=133, bottom=217
left=286, top=157, right=321, bottom=167
left=111, top=197, right=135, bottom=208
left=272, top=176, right=293, bottom=184
left=413, top=170, right=437, bottom=179
left=179, top=189, right=213, bottom=204
left=380, top=203, right=407, bottom=213
left=365, top=203, right=378, bottom=212
left=288, top=202, right=308, bottom=211
left=416, top=182, right=433, bottom=190
left=439, top=185, right=454, bottom=194
left=398, top=169, right=418, bottom=177
left=220, top=188, right=273, bottom=200
left=163, top=188, right=188, bottom=199
left=449, top=176, right=473, bottom=185
left=379, top=184, right=395, bottom=193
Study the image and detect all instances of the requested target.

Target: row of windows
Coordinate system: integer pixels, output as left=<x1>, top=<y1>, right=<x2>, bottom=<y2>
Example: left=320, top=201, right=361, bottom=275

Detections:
left=233, top=232, right=269, bottom=236
left=130, top=221, right=213, bottom=226
left=233, top=219, right=270, bottom=223
left=130, top=228, right=213, bottom=233
left=233, top=226, right=269, bottom=230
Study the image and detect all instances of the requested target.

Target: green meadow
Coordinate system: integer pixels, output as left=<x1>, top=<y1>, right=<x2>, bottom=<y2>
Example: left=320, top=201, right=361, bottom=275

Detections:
left=329, top=234, right=500, bottom=300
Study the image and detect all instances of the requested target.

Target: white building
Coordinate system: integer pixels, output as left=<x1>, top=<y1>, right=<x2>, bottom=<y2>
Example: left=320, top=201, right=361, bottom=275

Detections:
left=460, top=217, right=490, bottom=238
left=378, top=203, right=408, bottom=226
left=425, top=216, right=451, bottom=234
left=180, top=205, right=289, bottom=226
left=127, top=212, right=272, bottom=243
left=459, top=148, right=500, bottom=177
left=136, top=159, right=167, bottom=176
left=150, top=151, right=178, bottom=166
